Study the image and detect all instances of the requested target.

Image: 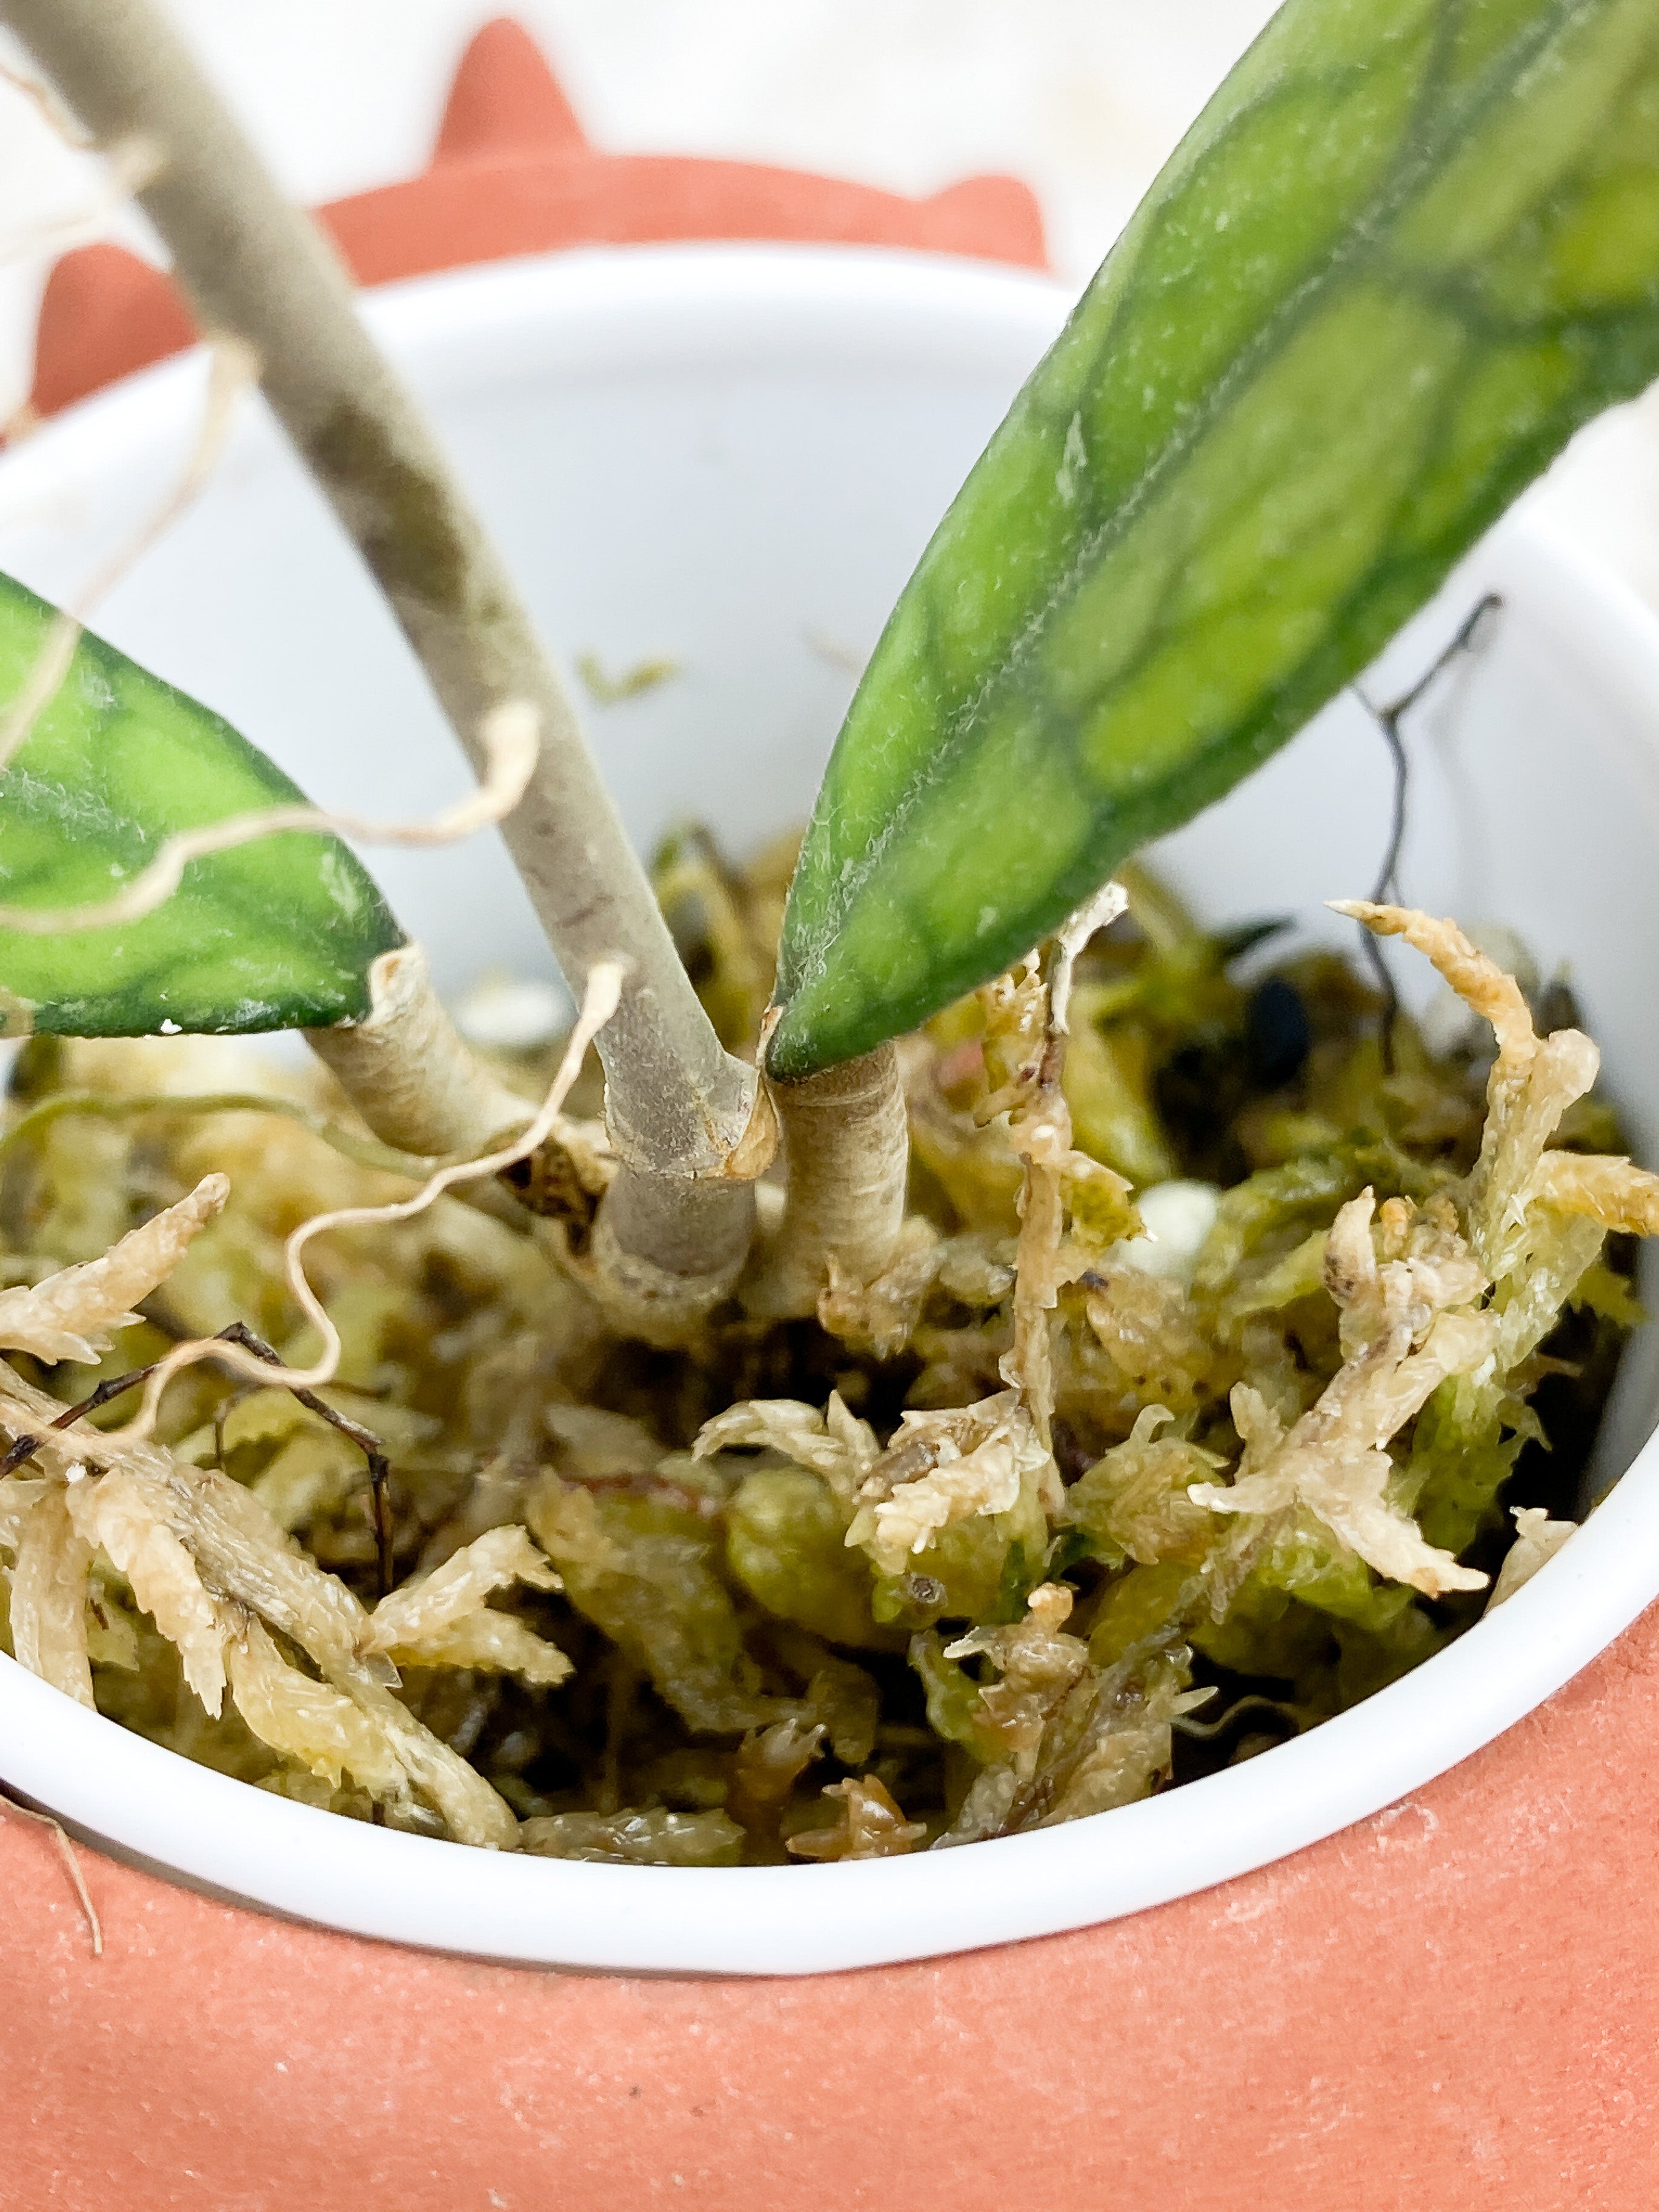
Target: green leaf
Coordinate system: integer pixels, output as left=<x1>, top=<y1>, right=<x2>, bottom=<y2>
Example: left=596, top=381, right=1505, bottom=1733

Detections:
left=770, top=0, right=1659, bottom=1077
left=0, top=570, right=403, bottom=1037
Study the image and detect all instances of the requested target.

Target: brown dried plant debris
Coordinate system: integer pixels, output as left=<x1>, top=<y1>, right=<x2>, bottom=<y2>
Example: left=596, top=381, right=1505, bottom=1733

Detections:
left=786, top=1775, right=927, bottom=1860
left=1487, top=1505, right=1575, bottom=1608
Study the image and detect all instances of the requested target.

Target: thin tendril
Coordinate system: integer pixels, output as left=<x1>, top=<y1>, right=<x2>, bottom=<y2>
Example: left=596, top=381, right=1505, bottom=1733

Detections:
left=0, top=1320, right=396, bottom=1596
left=1172, top=1693, right=1306, bottom=1743
left=211, top=1323, right=395, bottom=1600
left=113, top=962, right=624, bottom=1446
left=0, top=1789, right=103, bottom=1957
left=1352, top=593, right=1503, bottom=1072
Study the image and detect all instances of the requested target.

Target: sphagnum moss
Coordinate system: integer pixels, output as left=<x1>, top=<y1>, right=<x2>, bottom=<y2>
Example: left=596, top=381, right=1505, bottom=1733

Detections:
left=9, top=0, right=1659, bottom=1868
left=0, top=859, right=1647, bottom=1862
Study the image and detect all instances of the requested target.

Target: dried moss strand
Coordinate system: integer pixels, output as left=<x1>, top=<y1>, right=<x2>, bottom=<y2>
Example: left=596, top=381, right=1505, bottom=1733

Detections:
left=0, top=1790, right=103, bottom=1956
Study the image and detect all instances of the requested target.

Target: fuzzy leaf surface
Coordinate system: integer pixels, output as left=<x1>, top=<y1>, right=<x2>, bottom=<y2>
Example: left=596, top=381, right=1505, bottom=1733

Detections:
left=0, top=571, right=403, bottom=1037
left=770, top=0, right=1659, bottom=1076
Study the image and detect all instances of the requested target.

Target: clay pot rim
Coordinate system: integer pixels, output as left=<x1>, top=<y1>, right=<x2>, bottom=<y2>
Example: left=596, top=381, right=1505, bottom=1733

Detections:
left=1, top=244, right=1657, bottom=1978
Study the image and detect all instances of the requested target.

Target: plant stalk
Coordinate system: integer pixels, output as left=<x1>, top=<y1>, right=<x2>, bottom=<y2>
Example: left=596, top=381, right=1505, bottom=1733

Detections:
left=4, top=0, right=759, bottom=1317
left=304, top=943, right=527, bottom=1158
left=744, top=1043, right=908, bottom=1320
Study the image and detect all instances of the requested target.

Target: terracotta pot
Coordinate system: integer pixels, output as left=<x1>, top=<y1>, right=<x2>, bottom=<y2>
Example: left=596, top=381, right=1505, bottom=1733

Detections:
left=21, top=17, right=1046, bottom=426
left=6, top=1621, right=1657, bottom=2208
left=4, top=19, right=1659, bottom=2204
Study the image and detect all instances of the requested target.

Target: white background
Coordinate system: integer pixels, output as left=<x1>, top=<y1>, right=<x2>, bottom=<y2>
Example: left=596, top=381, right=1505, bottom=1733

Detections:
left=2, top=1, right=1658, bottom=601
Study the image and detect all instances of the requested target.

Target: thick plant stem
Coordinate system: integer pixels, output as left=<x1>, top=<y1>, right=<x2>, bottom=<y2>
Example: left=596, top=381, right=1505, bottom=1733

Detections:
left=4, top=0, right=757, bottom=1318
left=305, top=945, right=545, bottom=1232
left=305, top=944, right=526, bottom=1158
left=745, top=1044, right=908, bottom=1320
left=593, top=1167, right=762, bottom=1347
left=311, top=960, right=757, bottom=1342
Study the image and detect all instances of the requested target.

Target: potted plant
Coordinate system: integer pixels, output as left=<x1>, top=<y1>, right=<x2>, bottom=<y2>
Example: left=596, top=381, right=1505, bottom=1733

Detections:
left=10, top=4, right=1659, bottom=2194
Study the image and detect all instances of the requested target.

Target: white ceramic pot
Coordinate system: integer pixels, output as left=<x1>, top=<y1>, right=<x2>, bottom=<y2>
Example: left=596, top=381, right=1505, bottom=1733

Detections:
left=1, top=245, right=1657, bottom=1976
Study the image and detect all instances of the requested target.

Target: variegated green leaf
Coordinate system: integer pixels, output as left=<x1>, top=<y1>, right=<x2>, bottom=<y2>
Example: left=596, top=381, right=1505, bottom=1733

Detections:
left=770, top=0, right=1659, bottom=1077
left=0, top=570, right=402, bottom=1037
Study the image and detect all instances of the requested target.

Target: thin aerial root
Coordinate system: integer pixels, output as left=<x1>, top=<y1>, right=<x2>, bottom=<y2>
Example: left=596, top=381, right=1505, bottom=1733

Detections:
left=0, top=1321, right=396, bottom=1588
left=0, top=335, right=256, bottom=772
left=0, top=1790, right=103, bottom=1957
left=113, top=961, right=625, bottom=1443
left=211, top=1323, right=395, bottom=1598
left=1350, top=593, right=1503, bottom=1067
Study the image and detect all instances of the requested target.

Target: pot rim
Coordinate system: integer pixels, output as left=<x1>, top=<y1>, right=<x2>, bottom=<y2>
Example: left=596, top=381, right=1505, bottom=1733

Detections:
left=1, top=243, right=1657, bottom=1976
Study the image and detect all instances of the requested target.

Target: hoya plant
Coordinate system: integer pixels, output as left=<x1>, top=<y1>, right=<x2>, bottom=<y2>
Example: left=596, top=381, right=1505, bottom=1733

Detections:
left=2, top=0, right=1659, bottom=1862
